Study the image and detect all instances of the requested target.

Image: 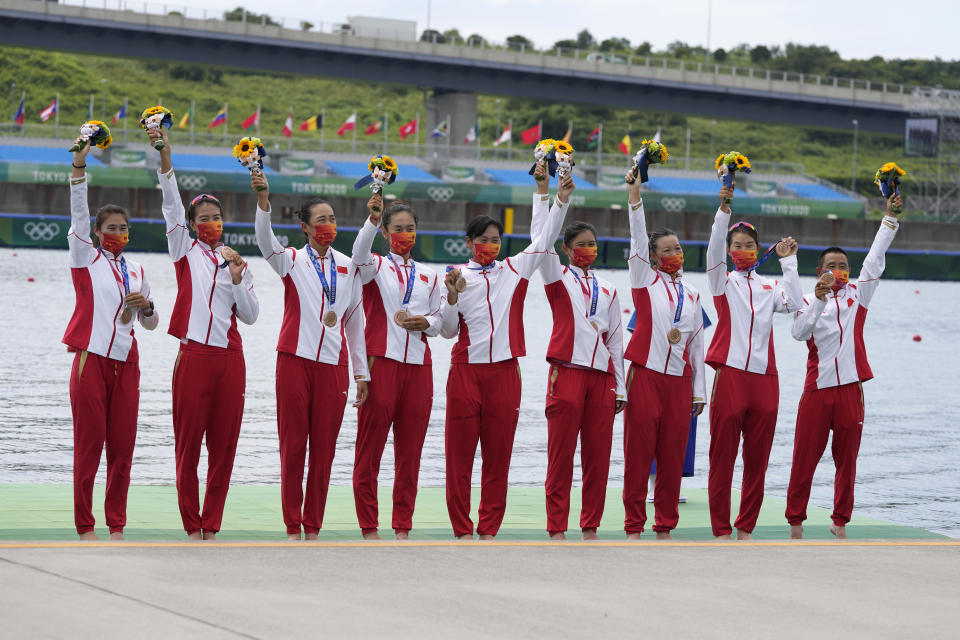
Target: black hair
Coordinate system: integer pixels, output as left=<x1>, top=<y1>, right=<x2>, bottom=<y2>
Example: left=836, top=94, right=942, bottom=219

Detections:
left=187, top=195, right=223, bottom=222
left=92, top=205, right=130, bottom=249
left=818, top=246, right=848, bottom=268
left=383, top=201, right=418, bottom=229
left=648, top=227, right=679, bottom=253
left=726, top=222, right=759, bottom=248
left=562, top=221, right=597, bottom=246
left=465, top=215, right=504, bottom=240
left=297, top=197, right=333, bottom=241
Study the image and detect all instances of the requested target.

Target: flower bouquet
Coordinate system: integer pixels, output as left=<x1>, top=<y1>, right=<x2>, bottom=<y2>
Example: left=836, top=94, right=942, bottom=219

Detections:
left=68, top=120, right=113, bottom=152
left=626, top=138, right=669, bottom=185
left=139, top=106, right=174, bottom=150
left=874, top=162, right=906, bottom=214
left=233, top=136, right=267, bottom=190
left=716, top=151, right=751, bottom=203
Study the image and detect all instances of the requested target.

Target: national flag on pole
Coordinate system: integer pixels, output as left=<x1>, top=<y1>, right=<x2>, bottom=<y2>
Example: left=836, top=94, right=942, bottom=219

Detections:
left=561, top=123, right=572, bottom=144
left=208, top=106, right=227, bottom=129
left=462, top=124, right=476, bottom=144
left=586, top=126, right=601, bottom=150
left=336, top=113, right=357, bottom=136
left=39, top=98, right=58, bottom=122
left=241, top=107, right=260, bottom=130
left=364, top=120, right=382, bottom=136
left=493, top=123, right=511, bottom=146
left=431, top=118, right=449, bottom=138
left=177, top=105, right=192, bottom=129
left=520, top=123, right=541, bottom=145
left=300, top=114, right=322, bottom=131
left=111, top=103, right=127, bottom=125
left=398, top=118, right=418, bottom=139
left=282, top=112, right=293, bottom=138
left=618, top=129, right=632, bottom=155
left=13, top=96, right=25, bottom=125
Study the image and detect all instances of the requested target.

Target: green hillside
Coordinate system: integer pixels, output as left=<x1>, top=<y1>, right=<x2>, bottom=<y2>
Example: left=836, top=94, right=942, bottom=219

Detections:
left=1, top=45, right=907, bottom=195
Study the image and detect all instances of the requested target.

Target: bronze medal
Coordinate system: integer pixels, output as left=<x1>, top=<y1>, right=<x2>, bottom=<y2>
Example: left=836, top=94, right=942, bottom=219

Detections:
left=819, top=271, right=836, bottom=287
left=220, top=246, right=237, bottom=262
left=323, top=310, right=338, bottom=327
left=120, top=308, right=133, bottom=324
left=455, top=277, right=467, bottom=293
left=667, top=327, right=682, bottom=344
left=394, top=310, right=409, bottom=326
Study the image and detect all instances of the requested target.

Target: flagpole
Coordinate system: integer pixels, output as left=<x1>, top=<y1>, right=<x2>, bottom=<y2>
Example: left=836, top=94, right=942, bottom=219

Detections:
left=507, top=118, right=512, bottom=159
left=383, top=111, right=388, bottom=154
left=288, top=105, right=294, bottom=151
left=20, top=90, right=25, bottom=138
left=189, top=100, right=196, bottom=146
left=414, top=111, right=420, bottom=158
left=88, top=94, right=94, bottom=120
left=597, top=123, right=603, bottom=169
left=476, top=117, right=481, bottom=161
left=54, top=92, right=60, bottom=139
left=123, top=96, right=128, bottom=143
left=320, top=108, right=325, bottom=153
left=446, top=112, right=452, bottom=159
left=352, top=114, right=357, bottom=154
left=223, top=102, right=228, bottom=145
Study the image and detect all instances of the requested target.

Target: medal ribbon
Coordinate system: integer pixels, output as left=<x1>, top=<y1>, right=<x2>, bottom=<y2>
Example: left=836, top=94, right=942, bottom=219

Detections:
left=307, top=246, right=337, bottom=306
left=748, top=244, right=779, bottom=272
left=100, top=249, right=130, bottom=297
left=387, top=254, right=416, bottom=310
left=570, top=268, right=599, bottom=319
left=659, top=275, right=684, bottom=329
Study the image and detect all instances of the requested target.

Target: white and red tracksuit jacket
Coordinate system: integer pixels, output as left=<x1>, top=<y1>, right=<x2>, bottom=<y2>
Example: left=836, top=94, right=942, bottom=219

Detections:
left=159, top=169, right=259, bottom=349
left=791, top=216, right=899, bottom=392
left=439, top=193, right=569, bottom=362
left=538, top=226, right=626, bottom=397
left=351, top=218, right=442, bottom=365
left=63, top=175, right=159, bottom=361
left=625, top=200, right=706, bottom=400
left=705, top=207, right=804, bottom=374
left=255, top=206, right=369, bottom=380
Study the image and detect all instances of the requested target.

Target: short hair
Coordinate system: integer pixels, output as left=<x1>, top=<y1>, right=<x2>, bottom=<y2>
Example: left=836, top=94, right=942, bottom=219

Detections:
left=562, top=221, right=597, bottom=246
left=726, top=221, right=759, bottom=247
left=383, top=201, right=418, bottom=228
left=93, top=205, right=129, bottom=249
left=187, top=194, right=223, bottom=222
left=648, top=226, right=679, bottom=253
left=466, top=215, right=504, bottom=240
left=296, top=197, right=333, bottom=225
left=818, top=246, right=848, bottom=268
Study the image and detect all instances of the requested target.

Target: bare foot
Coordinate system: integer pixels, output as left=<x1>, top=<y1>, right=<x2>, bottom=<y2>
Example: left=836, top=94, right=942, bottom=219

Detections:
left=362, top=530, right=382, bottom=541
left=456, top=534, right=473, bottom=541
left=549, top=532, right=567, bottom=541
left=109, top=531, right=124, bottom=542
left=714, top=534, right=732, bottom=540
left=395, top=531, right=409, bottom=541
left=830, top=524, right=847, bottom=539
left=304, top=532, right=319, bottom=541
left=478, top=534, right=495, bottom=541
left=626, top=532, right=643, bottom=541
left=582, top=528, right=599, bottom=541
left=187, top=531, right=202, bottom=541
left=655, top=531, right=672, bottom=540
left=287, top=533, right=301, bottom=541
left=736, top=529, right=752, bottom=541
left=201, top=531, right=217, bottom=541
left=78, top=531, right=99, bottom=541
left=789, top=525, right=803, bottom=540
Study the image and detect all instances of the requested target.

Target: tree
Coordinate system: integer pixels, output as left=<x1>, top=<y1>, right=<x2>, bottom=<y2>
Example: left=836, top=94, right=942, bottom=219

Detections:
left=750, top=45, right=772, bottom=64
left=576, top=29, right=596, bottom=50
left=599, top=37, right=631, bottom=52
left=300, top=21, right=314, bottom=31
left=782, top=43, right=841, bottom=74
left=466, top=33, right=487, bottom=47
left=223, top=7, right=279, bottom=25
left=443, top=28, right=462, bottom=43
left=634, top=42, right=652, bottom=56
left=506, top=34, right=534, bottom=51
left=667, top=41, right=691, bottom=58
left=713, top=48, right=728, bottom=62
left=553, top=39, right=578, bottom=51
left=420, top=29, right=445, bottom=44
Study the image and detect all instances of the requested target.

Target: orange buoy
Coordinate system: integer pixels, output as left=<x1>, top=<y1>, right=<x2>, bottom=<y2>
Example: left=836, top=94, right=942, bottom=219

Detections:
left=912, top=335, right=922, bottom=342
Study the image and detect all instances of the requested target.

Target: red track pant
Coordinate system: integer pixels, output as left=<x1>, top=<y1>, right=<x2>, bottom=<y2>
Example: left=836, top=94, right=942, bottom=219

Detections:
left=276, top=352, right=349, bottom=535
left=544, top=364, right=615, bottom=535
left=354, top=357, right=432, bottom=534
left=707, top=366, right=779, bottom=536
left=623, top=364, right=692, bottom=533
left=445, top=359, right=522, bottom=538
left=70, top=351, right=139, bottom=534
left=786, top=382, right=865, bottom=527
left=172, top=342, right=245, bottom=535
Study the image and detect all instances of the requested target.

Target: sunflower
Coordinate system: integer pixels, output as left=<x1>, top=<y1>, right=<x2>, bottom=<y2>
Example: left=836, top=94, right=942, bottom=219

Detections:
left=879, top=162, right=906, bottom=176
left=370, top=155, right=398, bottom=175
left=715, top=154, right=727, bottom=170
left=97, top=135, right=113, bottom=150
left=656, top=142, right=669, bottom=163
left=734, top=154, right=751, bottom=171
left=233, top=136, right=260, bottom=159
left=554, top=141, right=574, bottom=155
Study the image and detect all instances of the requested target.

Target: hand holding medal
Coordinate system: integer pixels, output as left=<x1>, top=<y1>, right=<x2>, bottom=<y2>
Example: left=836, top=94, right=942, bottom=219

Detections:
left=219, top=246, right=246, bottom=284
left=68, top=120, right=113, bottom=153
left=233, top=137, right=267, bottom=189
left=626, top=138, right=669, bottom=185
left=354, top=155, right=398, bottom=212
left=139, top=106, right=174, bottom=150
left=716, top=151, right=751, bottom=204
left=815, top=270, right=835, bottom=301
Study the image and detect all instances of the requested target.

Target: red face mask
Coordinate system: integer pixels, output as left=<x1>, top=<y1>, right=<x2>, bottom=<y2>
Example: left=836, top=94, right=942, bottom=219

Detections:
left=730, top=249, right=757, bottom=271
left=313, top=223, right=337, bottom=246
left=830, top=269, right=850, bottom=291
left=100, top=232, right=129, bottom=256
left=472, top=242, right=501, bottom=266
left=196, top=221, right=223, bottom=247
left=571, top=246, right=597, bottom=268
left=389, top=231, right=416, bottom=256
left=659, top=253, right=684, bottom=274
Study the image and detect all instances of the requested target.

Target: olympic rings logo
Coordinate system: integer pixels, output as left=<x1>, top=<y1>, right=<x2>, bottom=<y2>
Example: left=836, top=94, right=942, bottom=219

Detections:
left=24, top=221, right=61, bottom=241
left=427, top=186, right=455, bottom=202
left=660, top=197, right=686, bottom=212
left=443, top=238, right=471, bottom=257
left=178, top=174, right=208, bottom=190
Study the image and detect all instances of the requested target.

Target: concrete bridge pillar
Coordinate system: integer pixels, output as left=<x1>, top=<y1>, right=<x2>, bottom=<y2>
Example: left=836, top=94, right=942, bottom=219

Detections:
left=424, top=90, right=478, bottom=171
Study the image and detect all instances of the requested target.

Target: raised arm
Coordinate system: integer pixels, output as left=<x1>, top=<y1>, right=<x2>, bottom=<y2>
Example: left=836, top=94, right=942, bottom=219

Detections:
left=772, top=238, right=803, bottom=314
left=252, top=173, right=294, bottom=277
left=625, top=173, right=657, bottom=289
left=533, top=170, right=565, bottom=284
left=856, top=197, right=901, bottom=309
left=352, top=193, right=385, bottom=285
left=152, top=129, right=192, bottom=262
left=66, top=140, right=99, bottom=268
left=510, top=164, right=570, bottom=279
left=706, top=186, right=735, bottom=295
left=605, top=289, right=627, bottom=402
